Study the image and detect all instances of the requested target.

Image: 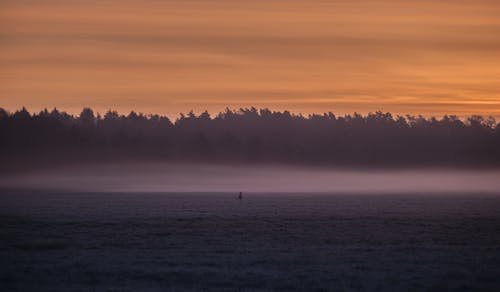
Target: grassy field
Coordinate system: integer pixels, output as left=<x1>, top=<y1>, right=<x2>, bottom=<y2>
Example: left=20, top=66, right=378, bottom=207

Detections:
left=2, top=190, right=500, bottom=291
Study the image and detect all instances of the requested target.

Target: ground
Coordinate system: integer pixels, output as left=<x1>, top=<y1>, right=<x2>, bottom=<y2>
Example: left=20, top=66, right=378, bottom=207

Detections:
left=1, top=190, right=500, bottom=291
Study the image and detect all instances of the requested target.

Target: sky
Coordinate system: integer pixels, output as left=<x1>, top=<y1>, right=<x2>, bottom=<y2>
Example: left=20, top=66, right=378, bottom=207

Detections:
left=1, top=0, right=500, bottom=118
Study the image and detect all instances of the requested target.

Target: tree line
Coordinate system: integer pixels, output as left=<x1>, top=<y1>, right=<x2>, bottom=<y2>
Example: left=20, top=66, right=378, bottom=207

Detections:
left=1, top=107, right=499, bottom=169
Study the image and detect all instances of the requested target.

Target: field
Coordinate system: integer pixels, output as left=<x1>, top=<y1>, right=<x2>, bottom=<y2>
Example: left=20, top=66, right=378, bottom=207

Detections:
left=2, top=190, right=500, bottom=291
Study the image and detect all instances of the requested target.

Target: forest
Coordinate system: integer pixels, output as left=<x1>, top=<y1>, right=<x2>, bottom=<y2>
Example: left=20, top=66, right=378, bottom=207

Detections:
left=1, top=107, right=499, bottom=169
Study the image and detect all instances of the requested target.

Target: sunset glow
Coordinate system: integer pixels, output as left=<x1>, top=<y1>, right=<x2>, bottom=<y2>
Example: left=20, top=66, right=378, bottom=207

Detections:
left=1, top=0, right=500, bottom=118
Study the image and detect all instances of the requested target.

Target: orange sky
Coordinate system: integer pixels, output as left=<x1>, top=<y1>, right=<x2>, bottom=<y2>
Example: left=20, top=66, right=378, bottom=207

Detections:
left=1, top=0, right=500, bottom=118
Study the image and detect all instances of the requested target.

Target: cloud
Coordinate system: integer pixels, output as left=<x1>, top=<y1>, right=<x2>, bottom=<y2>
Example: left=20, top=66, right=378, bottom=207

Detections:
left=1, top=0, right=500, bottom=118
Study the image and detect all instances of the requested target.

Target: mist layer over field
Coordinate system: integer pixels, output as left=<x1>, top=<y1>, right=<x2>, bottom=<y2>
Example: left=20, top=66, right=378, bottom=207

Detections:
left=2, top=164, right=500, bottom=290
left=1, top=163, right=499, bottom=194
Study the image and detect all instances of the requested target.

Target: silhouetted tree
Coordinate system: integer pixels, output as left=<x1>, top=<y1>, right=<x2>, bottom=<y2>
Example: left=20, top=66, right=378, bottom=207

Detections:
left=0, top=107, right=499, bottom=169
left=79, top=108, right=96, bottom=126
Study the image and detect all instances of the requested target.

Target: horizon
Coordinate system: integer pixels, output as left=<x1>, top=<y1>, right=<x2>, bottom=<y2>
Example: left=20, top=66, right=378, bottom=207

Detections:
left=2, top=106, right=500, bottom=123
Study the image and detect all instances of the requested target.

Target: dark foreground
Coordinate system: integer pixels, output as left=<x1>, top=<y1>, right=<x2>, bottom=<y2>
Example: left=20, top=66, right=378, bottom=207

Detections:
left=1, top=190, right=500, bottom=291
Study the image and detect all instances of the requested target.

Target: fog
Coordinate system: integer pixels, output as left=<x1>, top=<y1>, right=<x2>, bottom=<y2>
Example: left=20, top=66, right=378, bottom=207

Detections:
left=1, top=163, right=499, bottom=194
